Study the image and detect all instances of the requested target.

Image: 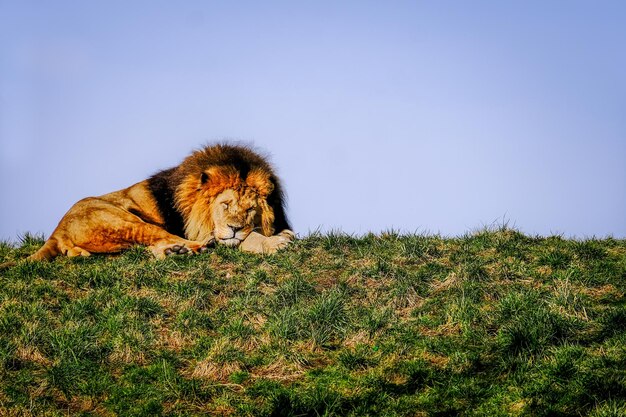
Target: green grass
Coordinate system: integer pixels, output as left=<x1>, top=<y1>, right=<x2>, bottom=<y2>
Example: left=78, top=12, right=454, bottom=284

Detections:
left=0, top=229, right=625, bottom=416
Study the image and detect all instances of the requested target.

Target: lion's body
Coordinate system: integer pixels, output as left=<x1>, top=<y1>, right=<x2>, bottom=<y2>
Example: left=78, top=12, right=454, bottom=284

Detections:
left=30, top=144, right=293, bottom=260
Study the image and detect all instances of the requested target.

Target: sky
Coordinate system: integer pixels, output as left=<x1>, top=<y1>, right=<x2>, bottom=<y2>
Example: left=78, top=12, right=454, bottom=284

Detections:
left=1, top=1, right=625, bottom=241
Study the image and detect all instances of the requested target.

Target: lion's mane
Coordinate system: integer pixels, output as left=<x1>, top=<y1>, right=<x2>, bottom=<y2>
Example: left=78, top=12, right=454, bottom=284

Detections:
left=147, top=144, right=290, bottom=242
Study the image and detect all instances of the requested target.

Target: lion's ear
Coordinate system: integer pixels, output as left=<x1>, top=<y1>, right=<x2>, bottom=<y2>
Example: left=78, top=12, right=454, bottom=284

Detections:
left=259, top=198, right=275, bottom=236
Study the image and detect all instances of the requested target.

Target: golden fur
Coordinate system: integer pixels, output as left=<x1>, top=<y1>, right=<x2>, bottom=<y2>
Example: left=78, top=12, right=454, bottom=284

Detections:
left=29, top=144, right=294, bottom=261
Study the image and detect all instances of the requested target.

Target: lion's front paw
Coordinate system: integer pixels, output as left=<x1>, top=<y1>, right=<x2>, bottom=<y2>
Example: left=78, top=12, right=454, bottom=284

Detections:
left=262, top=230, right=295, bottom=254
left=164, top=244, right=190, bottom=256
left=149, top=239, right=212, bottom=259
left=239, top=230, right=295, bottom=254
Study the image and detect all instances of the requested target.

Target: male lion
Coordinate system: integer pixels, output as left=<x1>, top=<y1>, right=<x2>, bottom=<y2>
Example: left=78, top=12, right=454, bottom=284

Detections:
left=29, top=144, right=294, bottom=261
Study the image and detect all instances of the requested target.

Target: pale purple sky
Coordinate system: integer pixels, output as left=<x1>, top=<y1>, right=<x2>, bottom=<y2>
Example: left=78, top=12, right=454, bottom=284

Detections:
left=1, top=1, right=625, bottom=241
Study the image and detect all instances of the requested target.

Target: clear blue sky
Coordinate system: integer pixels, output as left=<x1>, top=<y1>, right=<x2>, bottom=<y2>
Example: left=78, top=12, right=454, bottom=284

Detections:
left=1, top=1, right=625, bottom=240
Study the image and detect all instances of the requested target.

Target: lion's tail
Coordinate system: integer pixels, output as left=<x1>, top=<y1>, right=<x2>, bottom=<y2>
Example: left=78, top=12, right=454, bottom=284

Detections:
left=0, top=239, right=60, bottom=270
left=0, top=260, right=17, bottom=270
left=28, top=238, right=60, bottom=262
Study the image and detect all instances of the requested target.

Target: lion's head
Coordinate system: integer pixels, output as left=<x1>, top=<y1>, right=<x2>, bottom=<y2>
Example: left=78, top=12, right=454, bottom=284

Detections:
left=170, top=144, right=289, bottom=247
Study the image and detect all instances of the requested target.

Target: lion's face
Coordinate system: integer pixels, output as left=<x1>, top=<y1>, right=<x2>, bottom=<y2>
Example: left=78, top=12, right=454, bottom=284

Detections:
left=210, top=188, right=261, bottom=246
left=176, top=163, right=276, bottom=245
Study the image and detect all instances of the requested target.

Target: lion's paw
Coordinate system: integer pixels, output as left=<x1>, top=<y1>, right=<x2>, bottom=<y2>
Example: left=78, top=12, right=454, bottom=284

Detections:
left=164, top=245, right=190, bottom=256
left=150, top=240, right=210, bottom=259
left=262, top=230, right=295, bottom=254
left=239, top=230, right=295, bottom=254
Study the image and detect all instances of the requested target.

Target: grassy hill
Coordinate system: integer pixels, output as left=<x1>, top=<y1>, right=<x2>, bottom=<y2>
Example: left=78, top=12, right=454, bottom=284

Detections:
left=0, top=229, right=625, bottom=416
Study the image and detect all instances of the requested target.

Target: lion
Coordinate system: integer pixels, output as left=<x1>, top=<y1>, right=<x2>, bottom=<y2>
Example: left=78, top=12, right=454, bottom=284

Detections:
left=28, top=144, right=294, bottom=261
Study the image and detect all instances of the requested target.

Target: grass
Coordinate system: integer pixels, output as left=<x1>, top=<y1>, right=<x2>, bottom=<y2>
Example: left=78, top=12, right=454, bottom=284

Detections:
left=0, top=229, right=624, bottom=416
